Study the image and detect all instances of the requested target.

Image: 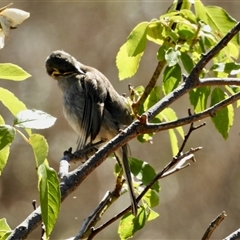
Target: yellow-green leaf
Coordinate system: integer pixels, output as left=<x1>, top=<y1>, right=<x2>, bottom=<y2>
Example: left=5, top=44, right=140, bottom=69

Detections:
left=0, top=87, right=27, bottom=116
left=116, top=42, right=143, bottom=80
left=0, top=218, right=12, bottom=239
left=0, top=146, right=10, bottom=176
left=38, top=161, right=60, bottom=238
left=29, top=134, right=48, bottom=167
left=210, top=87, right=234, bottom=139
left=0, top=63, right=31, bottom=81
left=118, top=207, right=146, bottom=239
left=126, top=21, right=149, bottom=57
left=0, top=125, right=16, bottom=151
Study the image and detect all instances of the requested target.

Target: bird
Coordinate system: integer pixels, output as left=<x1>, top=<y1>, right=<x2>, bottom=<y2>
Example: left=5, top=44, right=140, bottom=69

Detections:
left=45, top=50, right=138, bottom=216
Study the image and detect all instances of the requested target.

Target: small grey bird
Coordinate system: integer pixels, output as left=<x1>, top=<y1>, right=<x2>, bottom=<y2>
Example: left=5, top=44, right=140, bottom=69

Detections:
left=45, top=50, right=138, bottom=216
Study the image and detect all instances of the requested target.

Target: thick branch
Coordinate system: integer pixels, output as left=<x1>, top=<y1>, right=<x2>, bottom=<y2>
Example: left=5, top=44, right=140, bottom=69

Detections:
left=224, top=228, right=240, bottom=240
left=140, top=90, right=240, bottom=134
left=200, top=78, right=240, bottom=86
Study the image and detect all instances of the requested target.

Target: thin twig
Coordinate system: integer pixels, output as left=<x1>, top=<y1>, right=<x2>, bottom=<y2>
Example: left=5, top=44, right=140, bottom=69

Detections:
left=202, top=211, right=227, bottom=240
left=132, top=60, right=166, bottom=115
left=177, top=109, right=206, bottom=156
left=75, top=191, right=112, bottom=239
left=76, top=168, right=124, bottom=239
left=87, top=148, right=201, bottom=239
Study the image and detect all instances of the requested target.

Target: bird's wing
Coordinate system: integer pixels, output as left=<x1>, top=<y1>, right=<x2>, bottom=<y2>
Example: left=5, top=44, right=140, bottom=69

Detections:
left=77, top=68, right=107, bottom=149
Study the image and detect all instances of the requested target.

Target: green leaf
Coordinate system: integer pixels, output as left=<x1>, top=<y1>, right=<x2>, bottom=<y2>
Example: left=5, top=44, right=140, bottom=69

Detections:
left=29, top=134, right=48, bottom=167
left=118, top=207, right=146, bottom=239
left=160, top=108, right=184, bottom=139
left=180, top=0, right=192, bottom=10
left=177, top=24, right=195, bottom=40
left=0, top=125, right=16, bottom=151
left=211, top=62, right=240, bottom=75
left=165, top=48, right=181, bottom=67
left=0, top=63, right=31, bottom=81
left=159, top=108, right=183, bottom=156
left=168, top=128, right=178, bottom=156
left=147, top=209, right=159, bottom=221
left=0, top=87, right=27, bottom=116
left=137, top=133, right=153, bottom=143
left=0, top=146, right=10, bottom=176
left=143, top=86, right=161, bottom=110
left=0, top=115, right=4, bottom=124
left=126, top=22, right=149, bottom=57
left=142, top=189, right=159, bottom=208
left=129, top=157, right=160, bottom=192
left=147, top=21, right=164, bottom=45
left=116, top=42, right=143, bottom=80
left=226, top=86, right=240, bottom=108
left=210, top=87, right=234, bottom=139
left=0, top=218, right=12, bottom=239
left=38, top=161, right=61, bottom=238
left=14, top=109, right=56, bottom=130
left=189, top=87, right=211, bottom=112
left=180, top=9, right=197, bottom=23
left=162, top=64, right=182, bottom=95
left=205, top=6, right=239, bottom=59
left=180, top=52, right=195, bottom=73
left=194, top=0, right=208, bottom=23
left=157, top=45, right=166, bottom=61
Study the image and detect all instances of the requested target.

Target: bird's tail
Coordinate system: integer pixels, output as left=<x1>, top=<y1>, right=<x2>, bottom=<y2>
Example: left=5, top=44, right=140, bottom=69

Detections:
left=120, top=144, right=138, bottom=216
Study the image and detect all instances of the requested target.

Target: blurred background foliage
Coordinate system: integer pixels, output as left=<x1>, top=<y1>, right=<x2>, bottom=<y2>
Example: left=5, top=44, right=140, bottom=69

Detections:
left=0, top=1, right=240, bottom=239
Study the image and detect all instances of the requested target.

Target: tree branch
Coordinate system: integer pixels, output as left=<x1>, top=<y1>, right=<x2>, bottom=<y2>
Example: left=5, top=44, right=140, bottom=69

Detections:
left=224, top=228, right=240, bottom=240
left=8, top=21, right=240, bottom=240
left=139, top=90, right=240, bottom=134
left=87, top=148, right=200, bottom=239
left=202, top=211, right=227, bottom=240
left=132, top=60, right=166, bottom=115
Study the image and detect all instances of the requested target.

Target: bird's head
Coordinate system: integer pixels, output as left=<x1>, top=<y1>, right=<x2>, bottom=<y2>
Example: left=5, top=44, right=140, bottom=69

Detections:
left=45, top=50, right=85, bottom=80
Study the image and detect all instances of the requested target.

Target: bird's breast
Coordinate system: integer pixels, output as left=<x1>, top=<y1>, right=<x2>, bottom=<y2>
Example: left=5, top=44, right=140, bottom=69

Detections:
left=62, top=83, right=85, bottom=136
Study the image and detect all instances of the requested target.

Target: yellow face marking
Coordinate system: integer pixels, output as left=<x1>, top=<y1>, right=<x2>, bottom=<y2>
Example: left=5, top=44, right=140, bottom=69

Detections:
left=52, top=68, right=61, bottom=77
left=51, top=68, right=73, bottom=77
